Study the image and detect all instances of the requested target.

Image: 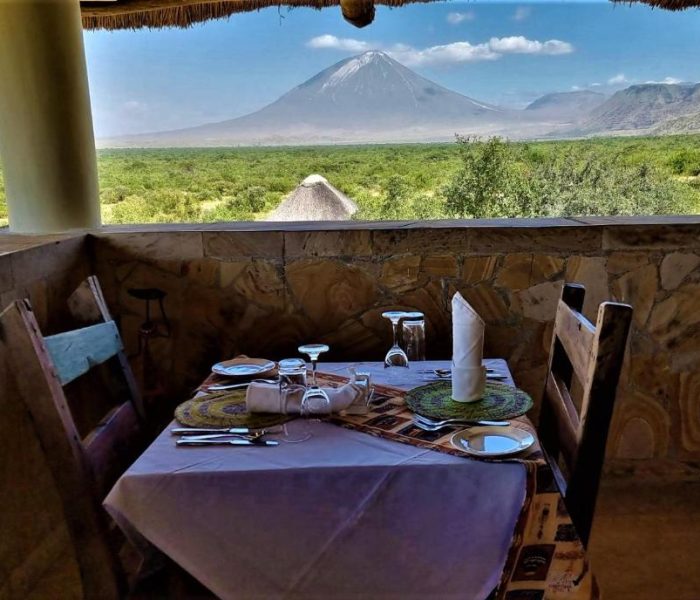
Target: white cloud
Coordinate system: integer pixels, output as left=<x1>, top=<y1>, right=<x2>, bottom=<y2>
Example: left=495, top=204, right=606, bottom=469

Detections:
left=591, top=82, right=601, bottom=87
left=390, top=41, right=499, bottom=66
left=306, top=35, right=370, bottom=53
left=571, top=85, right=581, bottom=91
left=488, top=36, right=573, bottom=56
left=513, top=6, right=532, bottom=21
left=390, top=37, right=572, bottom=67
left=645, top=76, right=682, bottom=84
left=447, top=11, right=475, bottom=25
left=307, top=34, right=575, bottom=67
left=608, top=73, right=629, bottom=85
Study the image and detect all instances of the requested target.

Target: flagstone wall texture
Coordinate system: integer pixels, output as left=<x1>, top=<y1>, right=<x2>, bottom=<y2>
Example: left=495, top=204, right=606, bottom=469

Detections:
left=1, top=220, right=699, bottom=479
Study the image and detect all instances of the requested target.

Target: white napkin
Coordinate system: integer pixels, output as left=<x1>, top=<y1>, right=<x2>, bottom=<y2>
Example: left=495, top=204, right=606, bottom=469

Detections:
left=451, top=292, right=486, bottom=403
left=246, top=381, right=364, bottom=415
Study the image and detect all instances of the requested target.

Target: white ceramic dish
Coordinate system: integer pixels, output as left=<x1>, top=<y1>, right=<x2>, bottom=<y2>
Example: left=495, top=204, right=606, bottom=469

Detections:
left=450, top=425, right=535, bottom=457
left=211, top=358, right=276, bottom=377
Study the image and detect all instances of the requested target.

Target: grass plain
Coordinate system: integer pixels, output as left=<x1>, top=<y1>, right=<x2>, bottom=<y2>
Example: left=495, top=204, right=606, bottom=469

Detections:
left=0, top=134, right=699, bottom=227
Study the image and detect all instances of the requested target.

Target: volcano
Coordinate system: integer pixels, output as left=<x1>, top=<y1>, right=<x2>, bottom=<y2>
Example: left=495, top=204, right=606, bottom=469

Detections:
left=106, top=51, right=512, bottom=147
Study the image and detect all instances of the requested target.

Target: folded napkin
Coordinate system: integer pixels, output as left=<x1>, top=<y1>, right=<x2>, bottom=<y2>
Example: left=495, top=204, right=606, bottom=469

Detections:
left=452, top=292, right=486, bottom=403
left=246, top=381, right=364, bottom=415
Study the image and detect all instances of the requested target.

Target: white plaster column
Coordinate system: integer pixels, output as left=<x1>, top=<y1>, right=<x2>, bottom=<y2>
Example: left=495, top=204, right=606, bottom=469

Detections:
left=0, top=0, right=100, bottom=233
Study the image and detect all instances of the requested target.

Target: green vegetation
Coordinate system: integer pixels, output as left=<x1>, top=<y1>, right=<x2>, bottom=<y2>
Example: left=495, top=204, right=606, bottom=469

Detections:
left=0, top=134, right=699, bottom=226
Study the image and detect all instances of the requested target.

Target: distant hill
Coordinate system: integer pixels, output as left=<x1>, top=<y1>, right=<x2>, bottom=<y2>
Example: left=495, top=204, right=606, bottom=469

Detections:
left=580, top=83, right=700, bottom=134
left=525, top=91, right=606, bottom=121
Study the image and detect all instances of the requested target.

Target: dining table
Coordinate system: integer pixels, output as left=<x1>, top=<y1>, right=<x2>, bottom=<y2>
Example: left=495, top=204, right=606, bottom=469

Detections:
left=104, top=359, right=598, bottom=600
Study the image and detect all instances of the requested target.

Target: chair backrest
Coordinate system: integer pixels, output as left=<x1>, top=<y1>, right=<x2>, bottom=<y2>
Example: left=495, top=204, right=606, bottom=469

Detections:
left=538, top=282, right=632, bottom=547
left=0, top=276, right=146, bottom=599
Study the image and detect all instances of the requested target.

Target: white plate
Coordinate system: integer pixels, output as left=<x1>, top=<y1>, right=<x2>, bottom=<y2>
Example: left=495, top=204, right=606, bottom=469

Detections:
left=211, top=358, right=276, bottom=377
left=450, top=425, right=535, bottom=457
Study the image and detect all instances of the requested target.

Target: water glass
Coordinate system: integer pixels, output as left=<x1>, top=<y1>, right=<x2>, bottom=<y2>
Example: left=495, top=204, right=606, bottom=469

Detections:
left=401, top=311, right=426, bottom=361
left=277, top=358, right=311, bottom=443
left=278, top=358, right=307, bottom=388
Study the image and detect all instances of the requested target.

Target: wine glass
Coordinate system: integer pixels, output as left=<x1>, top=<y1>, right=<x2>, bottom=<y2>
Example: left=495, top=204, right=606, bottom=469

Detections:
left=298, top=343, right=331, bottom=415
left=382, top=311, right=409, bottom=368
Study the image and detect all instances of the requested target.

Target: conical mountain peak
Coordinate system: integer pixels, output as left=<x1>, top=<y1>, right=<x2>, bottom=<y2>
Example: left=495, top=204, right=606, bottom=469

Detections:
left=323, top=50, right=394, bottom=89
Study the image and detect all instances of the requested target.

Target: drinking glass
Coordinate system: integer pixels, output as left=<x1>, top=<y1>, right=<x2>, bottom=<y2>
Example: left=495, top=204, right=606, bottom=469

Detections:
left=298, top=343, right=331, bottom=415
left=401, top=311, right=426, bottom=362
left=381, top=311, right=409, bottom=368
left=278, top=358, right=307, bottom=388
left=277, top=358, right=311, bottom=442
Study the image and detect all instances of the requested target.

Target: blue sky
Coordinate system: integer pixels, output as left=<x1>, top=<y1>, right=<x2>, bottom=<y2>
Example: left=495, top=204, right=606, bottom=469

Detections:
left=83, top=1, right=700, bottom=137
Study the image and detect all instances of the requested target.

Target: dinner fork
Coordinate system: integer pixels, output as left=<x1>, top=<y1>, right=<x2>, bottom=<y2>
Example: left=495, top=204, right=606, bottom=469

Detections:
left=413, top=414, right=510, bottom=428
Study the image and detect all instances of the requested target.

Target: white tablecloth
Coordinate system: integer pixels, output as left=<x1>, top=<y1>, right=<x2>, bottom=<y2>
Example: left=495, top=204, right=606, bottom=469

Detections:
left=105, top=361, right=527, bottom=600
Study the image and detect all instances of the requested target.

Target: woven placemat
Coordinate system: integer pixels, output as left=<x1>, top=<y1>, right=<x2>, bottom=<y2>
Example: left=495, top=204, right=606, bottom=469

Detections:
left=405, top=380, right=533, bottom=421
left=175, top=389, right=291, bottom=429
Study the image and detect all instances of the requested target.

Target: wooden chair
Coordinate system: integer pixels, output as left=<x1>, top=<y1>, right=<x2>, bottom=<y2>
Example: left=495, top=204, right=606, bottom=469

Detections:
left=538, top=283, right=633, bottom=548
left=0, top=276, right=148, bottom=598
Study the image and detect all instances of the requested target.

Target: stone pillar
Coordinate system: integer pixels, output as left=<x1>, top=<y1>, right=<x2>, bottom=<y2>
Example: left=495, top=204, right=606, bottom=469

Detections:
left=0, top=0, right=100, bottom=233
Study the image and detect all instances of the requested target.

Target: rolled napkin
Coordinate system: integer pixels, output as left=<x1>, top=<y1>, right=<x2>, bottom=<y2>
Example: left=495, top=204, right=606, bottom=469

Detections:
left=452, top=292, right=486, bottom=403
left=246, top=381, right=364, bottom=415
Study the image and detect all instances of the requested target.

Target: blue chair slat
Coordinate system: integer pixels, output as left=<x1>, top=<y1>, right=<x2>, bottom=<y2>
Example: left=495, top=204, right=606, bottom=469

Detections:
left=44, top=320, right=123, bottom=386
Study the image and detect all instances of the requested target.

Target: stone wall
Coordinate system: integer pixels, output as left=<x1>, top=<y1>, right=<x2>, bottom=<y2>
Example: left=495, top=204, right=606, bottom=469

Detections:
left=90, top=219, right=700, bottom=478
left=0, top=235, right=91, bottom=332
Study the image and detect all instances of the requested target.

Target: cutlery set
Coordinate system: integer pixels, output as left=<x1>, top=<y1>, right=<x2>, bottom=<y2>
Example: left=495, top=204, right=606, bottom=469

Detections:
left=172, top=426, right=282, bottom=447
left=205, top=378, right=279, bottom=392
left=412, top=414, right=510, bottom=432
left=423, top=368, right=508, bottom=381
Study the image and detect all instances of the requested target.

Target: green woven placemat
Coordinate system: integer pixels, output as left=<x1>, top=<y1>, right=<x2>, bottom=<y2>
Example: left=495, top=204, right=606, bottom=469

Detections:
left=175, top=389, right=291, bottom=429
left=405, top=380, right=533, bottom=421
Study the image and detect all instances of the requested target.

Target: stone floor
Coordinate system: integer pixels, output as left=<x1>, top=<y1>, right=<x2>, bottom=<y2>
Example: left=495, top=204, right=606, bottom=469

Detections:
left=589, top=480, right=700, bottom=600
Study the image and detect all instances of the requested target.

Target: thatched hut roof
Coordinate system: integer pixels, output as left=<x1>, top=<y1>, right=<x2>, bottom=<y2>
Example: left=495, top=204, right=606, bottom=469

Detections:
left=80, top=0, right=432, bottom=30
left=612, top=0, right=699, bottom=9
left=266, top=175, right=358, bottom=221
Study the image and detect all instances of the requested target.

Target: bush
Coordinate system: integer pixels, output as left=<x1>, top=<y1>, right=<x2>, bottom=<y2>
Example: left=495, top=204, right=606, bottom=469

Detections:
left=443, top=136, right=690, bottom=219
left=101, top=186, right=130, bottom=204
left=237, top=186, right=267, bottom=213
left=667, top=149, right=700, bottom=176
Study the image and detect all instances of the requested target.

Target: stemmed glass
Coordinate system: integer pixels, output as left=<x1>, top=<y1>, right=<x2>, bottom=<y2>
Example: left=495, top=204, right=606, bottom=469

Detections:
left=298, top=343, right=331, bottom=415
left=382, top=311, right=409, bottom=368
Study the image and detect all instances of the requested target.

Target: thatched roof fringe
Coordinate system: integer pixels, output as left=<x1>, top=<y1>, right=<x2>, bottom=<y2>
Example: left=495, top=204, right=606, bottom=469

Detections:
left=612, top=0, right=700, bottom=10
left=81, top=0, right=428, bottom=30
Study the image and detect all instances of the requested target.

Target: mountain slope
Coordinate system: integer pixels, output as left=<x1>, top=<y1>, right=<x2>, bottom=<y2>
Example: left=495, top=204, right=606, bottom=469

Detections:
left=581, top=83, right=700, bottom=133
left=654, top=111, right=700, bottom=135
left=104, top=51, right=513, bottom=147
left=525, top=91, right=606, bottom=120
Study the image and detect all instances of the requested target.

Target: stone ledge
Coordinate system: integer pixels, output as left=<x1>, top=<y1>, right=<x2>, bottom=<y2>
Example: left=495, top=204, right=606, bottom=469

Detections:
left=2, top=216, right=700, bottom=254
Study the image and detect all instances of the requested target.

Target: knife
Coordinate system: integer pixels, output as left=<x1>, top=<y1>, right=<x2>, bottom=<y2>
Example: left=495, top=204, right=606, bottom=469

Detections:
left=176, top=438, right=279, bottom=447
left=179, top=433, right=262, bottom=441
left=172, top=427, right=251, bottom=435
